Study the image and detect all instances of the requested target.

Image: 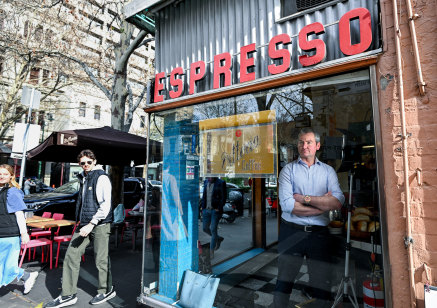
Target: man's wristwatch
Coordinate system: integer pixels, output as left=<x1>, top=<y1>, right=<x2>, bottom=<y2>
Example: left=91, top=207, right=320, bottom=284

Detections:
left=90, top=221, right=97, bottom=226
left=304, top=195, right=311, bottom=205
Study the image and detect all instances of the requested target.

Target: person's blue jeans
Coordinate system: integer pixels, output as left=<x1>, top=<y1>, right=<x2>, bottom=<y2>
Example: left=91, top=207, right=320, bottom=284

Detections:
left=202, top=209, right=221, bottom=250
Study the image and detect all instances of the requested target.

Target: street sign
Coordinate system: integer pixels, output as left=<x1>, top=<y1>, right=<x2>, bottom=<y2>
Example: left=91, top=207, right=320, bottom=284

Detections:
left=21, top=86, right=41, bottom=109
left=10, top=152, right=23, bottom=159
left=12, top=123, right=41, bottom=154
left=17, top=86, right=42, bottom=187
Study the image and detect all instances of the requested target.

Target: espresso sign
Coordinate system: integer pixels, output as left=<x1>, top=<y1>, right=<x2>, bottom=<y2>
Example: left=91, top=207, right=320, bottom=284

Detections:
left=199, top=111, right=277, bottom=177
left=154, top=7, right=374, bottom=104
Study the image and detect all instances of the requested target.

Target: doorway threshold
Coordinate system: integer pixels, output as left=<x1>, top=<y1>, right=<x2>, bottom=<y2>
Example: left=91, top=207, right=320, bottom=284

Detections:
left=212, top=248, right=265, bottom=276
left=213, top=246, right=278, bottom=293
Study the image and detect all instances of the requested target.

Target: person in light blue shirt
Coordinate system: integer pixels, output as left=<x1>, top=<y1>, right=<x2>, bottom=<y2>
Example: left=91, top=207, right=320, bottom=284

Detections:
left=0, top=164, right=39, bottom=295
left=274, top=128, right=345, bottom=308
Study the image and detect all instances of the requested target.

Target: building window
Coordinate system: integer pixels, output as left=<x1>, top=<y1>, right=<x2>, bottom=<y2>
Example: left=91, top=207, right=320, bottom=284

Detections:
left=94, top=105, right=101, bottom=120
left=79, top=102, right=86, bottom=117
left=23, top=21, right=29, bottom=38
left=282, top=0, right=333, bottom=17
left=29, top=67, right=40, bottom=84
left=45, top=29, right=54, bottom=46
left=140, top=115, right=145, bottom=128
left=29, top=111, right=37, bottom=124
left=42, top=69, right=50, bottom=84
left=0, top=56, right=4, bottom=75
left=35, top=25, right=43, bottom=41
left=38, top=111, right=45, bottom=126
left=0, top=11, right=4, bottom=31
left=15, top=106, right=24, bottom=123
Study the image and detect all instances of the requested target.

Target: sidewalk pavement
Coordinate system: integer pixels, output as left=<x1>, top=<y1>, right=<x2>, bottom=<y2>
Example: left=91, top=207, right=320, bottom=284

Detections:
left=0, top=234, right=144, bottom=308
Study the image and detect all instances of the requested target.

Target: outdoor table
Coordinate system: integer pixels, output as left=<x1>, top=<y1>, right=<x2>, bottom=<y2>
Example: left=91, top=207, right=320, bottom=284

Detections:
left=27, top=219, right=76, bottom=240
left=26, top=215, right=54, bottom=223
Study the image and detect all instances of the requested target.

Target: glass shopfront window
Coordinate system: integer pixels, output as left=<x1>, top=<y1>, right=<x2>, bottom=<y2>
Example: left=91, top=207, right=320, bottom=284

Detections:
left=143, top=69, right=384, bottom=307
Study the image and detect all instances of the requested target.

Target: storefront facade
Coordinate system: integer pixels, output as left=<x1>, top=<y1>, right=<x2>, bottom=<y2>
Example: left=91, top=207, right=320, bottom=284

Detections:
left=125, top=0, right=436, bottom=307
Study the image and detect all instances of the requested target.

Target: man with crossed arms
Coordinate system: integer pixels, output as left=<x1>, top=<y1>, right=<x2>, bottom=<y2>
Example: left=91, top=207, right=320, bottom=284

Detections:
left=274, top=128, right=345, bottom=308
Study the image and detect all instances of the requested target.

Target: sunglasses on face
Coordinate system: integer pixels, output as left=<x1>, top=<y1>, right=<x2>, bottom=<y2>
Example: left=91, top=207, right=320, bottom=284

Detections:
left=80, top=160, right=93, bottom=166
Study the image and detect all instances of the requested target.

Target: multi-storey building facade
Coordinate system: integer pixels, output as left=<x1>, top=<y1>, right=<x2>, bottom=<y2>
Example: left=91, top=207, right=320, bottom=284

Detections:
left=0, top=0, right=155, bottom=146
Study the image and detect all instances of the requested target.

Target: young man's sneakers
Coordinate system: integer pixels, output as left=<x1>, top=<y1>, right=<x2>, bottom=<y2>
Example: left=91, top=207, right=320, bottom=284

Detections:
left=44, top=294, right=77, bottom=308
left=23, top=271, right=39, bottom=295
left=89, top=286, right=116, bottom=305
left=43, top=287, right=115, bottom=307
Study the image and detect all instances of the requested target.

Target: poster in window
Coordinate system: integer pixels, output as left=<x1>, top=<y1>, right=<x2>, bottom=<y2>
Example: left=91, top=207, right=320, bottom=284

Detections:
left=199, top=110, right=277, bottom=178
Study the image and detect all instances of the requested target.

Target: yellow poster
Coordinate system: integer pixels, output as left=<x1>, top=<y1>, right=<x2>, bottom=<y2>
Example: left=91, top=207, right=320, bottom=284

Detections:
left=199, top=111, right=277, bottom=177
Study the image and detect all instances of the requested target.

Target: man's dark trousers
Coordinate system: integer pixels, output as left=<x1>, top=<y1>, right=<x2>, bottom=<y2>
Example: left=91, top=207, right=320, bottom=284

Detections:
left=274, top=220, right=333, bottom=308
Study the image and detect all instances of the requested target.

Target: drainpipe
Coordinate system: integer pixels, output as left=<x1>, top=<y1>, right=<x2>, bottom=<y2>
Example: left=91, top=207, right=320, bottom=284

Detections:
left=405, top=0, right=426, bottom=96
left=392, top=0, right=416, bottom=307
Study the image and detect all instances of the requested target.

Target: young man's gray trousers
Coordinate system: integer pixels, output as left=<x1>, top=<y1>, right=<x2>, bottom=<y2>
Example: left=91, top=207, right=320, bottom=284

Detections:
left=61, top=223, right=112, bottom=296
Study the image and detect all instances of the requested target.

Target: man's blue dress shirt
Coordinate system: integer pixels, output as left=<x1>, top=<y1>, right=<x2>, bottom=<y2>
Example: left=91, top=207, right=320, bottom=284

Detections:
left=278, top=157, right=345, bottom=226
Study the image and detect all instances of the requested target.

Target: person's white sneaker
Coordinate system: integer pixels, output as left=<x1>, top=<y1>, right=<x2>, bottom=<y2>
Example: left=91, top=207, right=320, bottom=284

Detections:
left=44, top=294, right=77, bottom=308
left=23, top=271, right=39, bottom=295
left=89, top=287, right=116, bottom=305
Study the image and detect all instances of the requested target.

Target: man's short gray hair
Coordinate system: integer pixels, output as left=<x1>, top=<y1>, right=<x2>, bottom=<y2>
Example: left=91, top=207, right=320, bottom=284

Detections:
left=298, top=128, right=321, bottom=143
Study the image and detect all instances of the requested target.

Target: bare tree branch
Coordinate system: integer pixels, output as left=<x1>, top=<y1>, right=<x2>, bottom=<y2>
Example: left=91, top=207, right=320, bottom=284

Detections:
left=118, top=29, right=148, bottom=68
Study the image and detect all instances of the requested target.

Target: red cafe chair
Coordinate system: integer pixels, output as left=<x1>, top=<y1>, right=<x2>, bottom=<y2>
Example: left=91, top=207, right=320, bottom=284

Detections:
left=30, top=213, right=64, bottom=259
left=120, top=209, right=144, bottom=247
left=53, top=222, right=84, bottom=268
left=42, top=212, right=52, bottom=218
left=120, top=209, right=133, bottom=244
left=20, top=238, right=53, bottom=269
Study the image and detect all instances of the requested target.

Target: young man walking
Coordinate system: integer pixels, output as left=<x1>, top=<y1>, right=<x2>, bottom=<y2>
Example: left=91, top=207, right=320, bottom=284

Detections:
left=45, top=149, right=115, bottom=307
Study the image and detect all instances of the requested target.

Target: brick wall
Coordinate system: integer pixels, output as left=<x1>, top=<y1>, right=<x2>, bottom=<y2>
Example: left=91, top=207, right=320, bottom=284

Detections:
left=377, top=0, right=437, bottom=306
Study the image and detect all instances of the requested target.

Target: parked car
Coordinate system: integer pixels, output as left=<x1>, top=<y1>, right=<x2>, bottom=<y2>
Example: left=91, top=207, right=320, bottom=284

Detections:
left=148, top=179, right=162, bottom=189
left=34, top=179, right=55, bottom=193
left=24, top=177, right=151, bottom=220
left=16, top=177, right=54, bottom=194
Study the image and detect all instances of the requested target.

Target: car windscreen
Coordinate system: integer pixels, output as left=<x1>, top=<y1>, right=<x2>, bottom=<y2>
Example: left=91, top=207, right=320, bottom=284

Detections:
left=124, top=181, right=138, bottom=193
left=54, top=180, right=80, bottom=194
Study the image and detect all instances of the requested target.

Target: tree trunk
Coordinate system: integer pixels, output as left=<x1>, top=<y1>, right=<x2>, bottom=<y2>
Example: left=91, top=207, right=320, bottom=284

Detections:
left=109, top=21, right=134, bottom=208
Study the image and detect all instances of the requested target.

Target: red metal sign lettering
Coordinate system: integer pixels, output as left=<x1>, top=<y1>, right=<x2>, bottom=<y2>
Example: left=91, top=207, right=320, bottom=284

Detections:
left=240, top=43, right=256, bottom=83
left=299, top=22, right=326, bottom=67
left=189, top=61, right=206, bottom=95
left=154, top=71, right=165, bottom=103
left=213, top=52, right=232, bottom=89
left=339, top=7, right=372, bottom=56
left=169, top=67, right=184, bottom=99
left=268, top=34, right=291, bottom=75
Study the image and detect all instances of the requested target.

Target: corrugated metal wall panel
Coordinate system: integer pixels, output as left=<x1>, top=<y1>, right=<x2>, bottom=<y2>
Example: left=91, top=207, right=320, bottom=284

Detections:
left=155, top=0, right=380, bottom=98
